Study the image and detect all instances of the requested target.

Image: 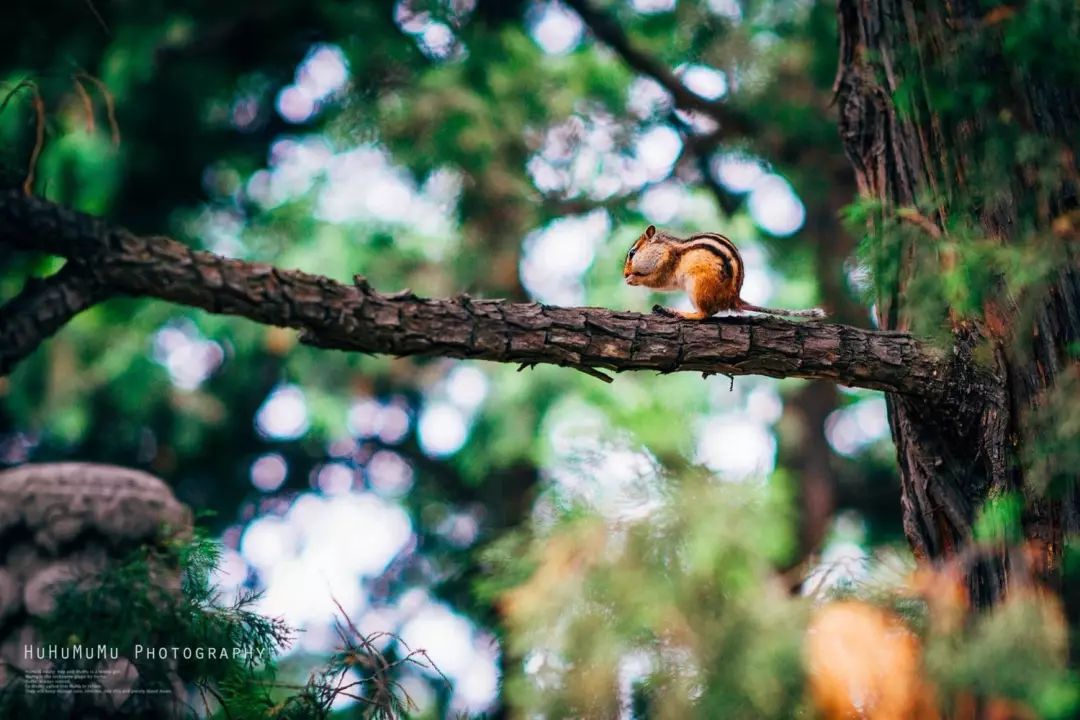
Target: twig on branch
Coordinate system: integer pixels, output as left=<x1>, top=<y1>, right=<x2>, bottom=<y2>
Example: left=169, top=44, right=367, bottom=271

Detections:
left=74, top=72, right=121, bottom=147
left=81, top=0, right=112, bottom=36
left=0, top=191, right=949, bottom=396
left=0, top=80, right=47, bottom=195
left=71, top=76, right=96, bottom=135
left=568, top=363, right=614, bottom=384
left=24, top=90, right=45, bottom=196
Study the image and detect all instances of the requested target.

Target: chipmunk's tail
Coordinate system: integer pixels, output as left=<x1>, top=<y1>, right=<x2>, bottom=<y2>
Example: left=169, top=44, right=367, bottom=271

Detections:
left=738, top=302, right=826, bottom=319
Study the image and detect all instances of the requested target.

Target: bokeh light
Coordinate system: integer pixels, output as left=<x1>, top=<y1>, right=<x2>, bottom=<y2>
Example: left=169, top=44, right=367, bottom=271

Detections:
left=314, top=462, right=356, bottom=495
left=367, top=450, right=415, bottom=497
left=638, top=181, right=691, bottom=224
left=275, top=43, right=349, bottom=124
left=711, top=153, right=767, bottom=193
left=695, top=416, right=777, bottom=479
left=394, top=2, right=468, bottom=61
left=825, top=397, right=890, bottom=457
left=631, top=0, right=676, bottom=13
left=255, top=384, right=310, bottom=441
left=528, top=1, right=584, bottom=55
left=400, top=600, right=501, bottom=714
left=678, top=64, right=728, bottom=100
left=151, top=320, right=224, bottom=390
left=444, top=365, right=489, bottom=411
left=634, top=125, right=683, bottom=181
left=520, top=210, right=610, bottom=305
left=545, top=400, right=665, bottom=521
left=418, top=402, right=469, bottom=457
left=628, top=77, right=673, bottom=119
left=708, top=0, right=743, bottom=20
left=747, top=174, right=806, bottom=236
left=250, top=453, right=288, bottom=492
left=240, top=490, right=413, bottom=629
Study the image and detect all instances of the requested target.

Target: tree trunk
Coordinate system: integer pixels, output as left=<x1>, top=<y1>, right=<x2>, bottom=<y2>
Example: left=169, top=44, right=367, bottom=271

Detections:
left=835, top=0, right=1080, bottom=605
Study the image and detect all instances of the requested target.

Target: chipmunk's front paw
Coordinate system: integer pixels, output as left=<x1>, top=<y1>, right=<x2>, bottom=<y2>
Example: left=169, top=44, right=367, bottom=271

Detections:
left=651, top=304, right=678, bottom=318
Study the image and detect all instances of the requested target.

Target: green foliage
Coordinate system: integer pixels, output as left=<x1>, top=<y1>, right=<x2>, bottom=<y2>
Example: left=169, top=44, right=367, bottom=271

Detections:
left=1, top=532, right=293, bottom=719
left=482, top=473, right=809, bottom=719
left=972, top=493, right=1023, bottom=544
left=1023, top=365, right=1080, bottom=497
left=924, top=594, right=1079, bottom=720
left=5, top=0, right=1080, bottom=716
left=1001, top=0, right=1080, bottom=87
left=2, top=530, right=449, bottom=719
left=486, top=470, right=1080, bottom=719
left=844, top=0, right=1080, bottom=354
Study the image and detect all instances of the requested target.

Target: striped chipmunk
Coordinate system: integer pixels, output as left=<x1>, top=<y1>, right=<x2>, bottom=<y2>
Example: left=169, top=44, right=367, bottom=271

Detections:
left=623, top=225, right=826, bottom=320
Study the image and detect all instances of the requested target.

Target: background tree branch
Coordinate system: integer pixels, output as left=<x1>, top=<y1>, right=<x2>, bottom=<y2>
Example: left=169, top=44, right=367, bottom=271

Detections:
left=562, top=0, right=752, bottom=134
left=0, top=191, right=946, bottom=395
left=564, top=0, right=846, bottom=172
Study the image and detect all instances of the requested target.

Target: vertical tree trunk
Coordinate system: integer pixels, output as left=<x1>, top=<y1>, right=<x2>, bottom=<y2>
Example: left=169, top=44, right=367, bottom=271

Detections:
left=834, top=0, right=1080, bottom=605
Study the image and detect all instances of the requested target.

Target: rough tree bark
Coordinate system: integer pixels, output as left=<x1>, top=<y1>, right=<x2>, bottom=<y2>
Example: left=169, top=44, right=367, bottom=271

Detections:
left=0, top=191, right=954, bottom=396
left=835, top=0, right=1080, bottom=604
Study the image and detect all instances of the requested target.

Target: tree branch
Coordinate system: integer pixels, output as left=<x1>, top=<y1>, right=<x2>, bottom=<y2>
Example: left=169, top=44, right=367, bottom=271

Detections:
left=0, top=261, right=112, bottom=374
left=565, top=0, right=853, bottom=179
left=671, top=114, right=742, bottom=216
left=562, top=0, right=752, bottom=135
left=0, top=191, right=947, bottom=396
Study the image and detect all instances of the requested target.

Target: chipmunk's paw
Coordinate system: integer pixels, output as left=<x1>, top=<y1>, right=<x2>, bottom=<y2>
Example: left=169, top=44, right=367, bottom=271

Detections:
left=651, top=304, right=678, bottom=317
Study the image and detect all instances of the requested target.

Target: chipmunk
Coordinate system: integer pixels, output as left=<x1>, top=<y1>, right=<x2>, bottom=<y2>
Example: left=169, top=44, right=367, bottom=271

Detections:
left=623, top=225, right=826, bottom=320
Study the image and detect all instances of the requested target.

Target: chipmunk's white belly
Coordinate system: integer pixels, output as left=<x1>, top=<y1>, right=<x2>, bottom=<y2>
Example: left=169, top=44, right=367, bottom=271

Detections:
left=671, top=268, right=696, bottom=292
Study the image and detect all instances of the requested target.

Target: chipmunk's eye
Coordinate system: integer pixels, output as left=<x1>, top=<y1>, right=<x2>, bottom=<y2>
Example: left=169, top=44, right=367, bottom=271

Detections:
left=627, top=247, right=637, bottom=261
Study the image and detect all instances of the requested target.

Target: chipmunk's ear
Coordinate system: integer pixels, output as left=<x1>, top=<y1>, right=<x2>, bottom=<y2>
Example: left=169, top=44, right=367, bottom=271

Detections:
left=645, top=224, right=656, bottom=239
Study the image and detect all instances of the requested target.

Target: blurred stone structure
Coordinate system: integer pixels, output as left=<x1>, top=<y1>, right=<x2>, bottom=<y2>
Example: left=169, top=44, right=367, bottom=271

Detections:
left=0, top=463, right=191, bottom=716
